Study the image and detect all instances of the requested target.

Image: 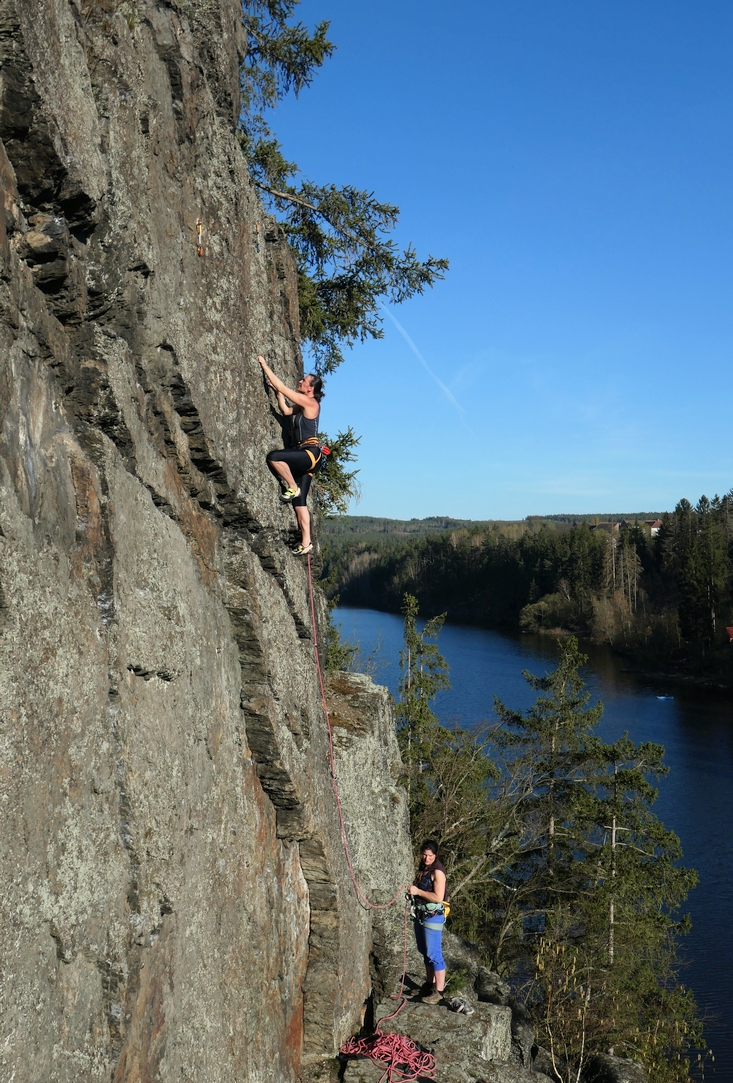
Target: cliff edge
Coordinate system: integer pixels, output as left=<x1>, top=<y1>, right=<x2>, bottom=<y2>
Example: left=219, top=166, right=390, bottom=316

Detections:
left=0, top=3, right=410, bottom=1080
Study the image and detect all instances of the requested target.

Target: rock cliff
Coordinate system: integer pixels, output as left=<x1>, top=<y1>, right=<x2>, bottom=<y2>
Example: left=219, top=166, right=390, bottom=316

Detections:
left=0, top=3, right=412, bottom=1080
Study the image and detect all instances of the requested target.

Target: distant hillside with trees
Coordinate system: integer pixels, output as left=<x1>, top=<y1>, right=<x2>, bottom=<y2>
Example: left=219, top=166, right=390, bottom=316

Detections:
left=322, top=511, right=666, bottom=541
left=322, top=495, right=733, bottom=684
left=323, top=514, right=496, bottom=539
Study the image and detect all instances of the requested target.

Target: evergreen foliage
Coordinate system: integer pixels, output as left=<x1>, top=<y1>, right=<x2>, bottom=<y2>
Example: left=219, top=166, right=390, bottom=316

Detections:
left=314, top=426, right=361, bottom=517
left=239, top=2, right=448, bottom=373
left=396, top=601, right=703, bottom=1083
left=395, top=594, right=451, bottom=805
left=660, top=495, right=732, bottom=649
left=324, top=616, right=358, bottom=673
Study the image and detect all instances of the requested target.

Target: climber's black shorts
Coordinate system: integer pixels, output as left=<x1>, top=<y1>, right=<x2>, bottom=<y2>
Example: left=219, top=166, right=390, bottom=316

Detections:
left=266, top=446, right=322, bottom=507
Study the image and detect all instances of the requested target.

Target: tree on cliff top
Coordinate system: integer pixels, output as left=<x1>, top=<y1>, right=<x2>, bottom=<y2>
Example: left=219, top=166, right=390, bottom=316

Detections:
left=239, top=1, right=449, bottom=374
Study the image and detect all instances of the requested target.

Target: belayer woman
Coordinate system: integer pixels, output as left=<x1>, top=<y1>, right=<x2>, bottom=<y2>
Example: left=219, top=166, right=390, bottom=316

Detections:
left=408, top=839, right=447, bottom=1004
left=258, top=354, right=325, bottom=556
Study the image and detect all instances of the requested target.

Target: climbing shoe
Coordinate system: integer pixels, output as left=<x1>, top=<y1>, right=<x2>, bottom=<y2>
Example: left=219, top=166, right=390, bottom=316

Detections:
left=280, top=486, right=301, bottom=502
left=293, top=542, right=313, bottom=556
left=420, top=989, right=445, bottom=1005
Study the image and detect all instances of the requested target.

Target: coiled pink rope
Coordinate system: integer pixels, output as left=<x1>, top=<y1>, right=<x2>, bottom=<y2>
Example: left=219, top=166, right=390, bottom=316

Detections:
left=306, top=556, right=436, bottom=1082
left=340, top=1029, right=436, bottom=1083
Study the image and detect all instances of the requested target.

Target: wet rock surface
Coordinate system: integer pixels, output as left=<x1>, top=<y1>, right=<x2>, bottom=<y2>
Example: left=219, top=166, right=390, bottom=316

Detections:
left=0, top=3, right=409, bottom=1081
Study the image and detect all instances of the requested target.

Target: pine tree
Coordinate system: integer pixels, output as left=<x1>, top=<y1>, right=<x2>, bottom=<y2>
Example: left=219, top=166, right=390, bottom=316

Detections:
left=396, top=593, right=450, bottom=807
left=396, top=595, right=501, bottom=907
left=541, top=736, right=701, bottom=1082
left=313, top=426, right=361, bottom=516
left=491, top=642, right=702, bottom=1083
left=695, top=496, right=728, bottom=644
left=490, top=639, right=605, bottom=965
left=663, top=496, right=730, bottom=652
left=239, top=2, right=449, bottom=373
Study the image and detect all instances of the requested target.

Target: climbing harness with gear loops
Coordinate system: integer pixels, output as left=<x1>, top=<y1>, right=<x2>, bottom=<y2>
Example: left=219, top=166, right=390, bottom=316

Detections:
left=306, top=554, right=437, bottom=1083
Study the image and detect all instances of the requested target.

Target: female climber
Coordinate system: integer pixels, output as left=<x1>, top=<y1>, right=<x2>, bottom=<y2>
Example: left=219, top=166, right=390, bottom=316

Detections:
left=258, top=354, right=325, bottom=556
left=408, top=839, right=447, bottom=1004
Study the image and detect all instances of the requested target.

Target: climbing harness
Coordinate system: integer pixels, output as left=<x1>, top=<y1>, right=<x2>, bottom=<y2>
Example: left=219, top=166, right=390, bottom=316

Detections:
left=305, top=554, right=437, bottom=1083
left=296, top=436, right=330, bottom=475
left=411, top=899, right=450, bottom=922
left=299, top=439, right=324, bottom=474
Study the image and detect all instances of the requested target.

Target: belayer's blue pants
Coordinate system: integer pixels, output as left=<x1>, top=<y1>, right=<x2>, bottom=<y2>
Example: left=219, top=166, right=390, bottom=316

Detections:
left=414, top=917, right=446, bottom=971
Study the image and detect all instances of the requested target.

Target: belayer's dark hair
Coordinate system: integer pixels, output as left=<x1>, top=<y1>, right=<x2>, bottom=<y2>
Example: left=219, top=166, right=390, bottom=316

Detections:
left=421, top=839, right=439, bottom=856
left=307, top=373, right=325, bottom=402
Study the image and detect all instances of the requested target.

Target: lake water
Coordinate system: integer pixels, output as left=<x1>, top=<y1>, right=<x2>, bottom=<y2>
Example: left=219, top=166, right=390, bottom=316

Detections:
left=334, top=606, right=733, bottom=1080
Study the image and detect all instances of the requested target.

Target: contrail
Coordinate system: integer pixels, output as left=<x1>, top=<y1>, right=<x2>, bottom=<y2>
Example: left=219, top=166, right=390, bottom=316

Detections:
left=382, top=307, right=473, bottom=433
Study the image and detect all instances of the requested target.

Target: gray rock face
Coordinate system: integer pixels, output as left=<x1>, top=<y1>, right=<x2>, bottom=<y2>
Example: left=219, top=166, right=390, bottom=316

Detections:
left=324, top=671, right=414, bottom=999
left=0, top=3, right=411, bottom=1081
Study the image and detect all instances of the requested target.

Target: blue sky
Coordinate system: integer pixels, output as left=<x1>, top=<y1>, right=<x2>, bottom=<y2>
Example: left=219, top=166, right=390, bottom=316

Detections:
left=270, top=0, right=733, bottom=520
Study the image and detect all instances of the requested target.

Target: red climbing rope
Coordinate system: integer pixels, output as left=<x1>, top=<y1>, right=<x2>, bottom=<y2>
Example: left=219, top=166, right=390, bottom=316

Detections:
left=340, top=1030, right=436, bottom=1083
left=305, top=555, right=437, bottom=1083
left=339, top=899, right=437, bottom=1082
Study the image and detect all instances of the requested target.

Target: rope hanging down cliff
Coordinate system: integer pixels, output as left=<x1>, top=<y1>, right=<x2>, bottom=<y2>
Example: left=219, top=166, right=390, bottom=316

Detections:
left=305, top=554, right=437, bottom=1083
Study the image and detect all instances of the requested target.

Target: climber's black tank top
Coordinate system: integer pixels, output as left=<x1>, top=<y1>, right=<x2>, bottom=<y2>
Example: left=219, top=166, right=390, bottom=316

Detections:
left=292, top=408, right=319, bottom=446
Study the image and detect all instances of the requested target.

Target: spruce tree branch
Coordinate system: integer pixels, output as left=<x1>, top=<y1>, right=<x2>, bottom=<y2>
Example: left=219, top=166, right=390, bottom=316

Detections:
left=253, top=179, right=377, bottom=253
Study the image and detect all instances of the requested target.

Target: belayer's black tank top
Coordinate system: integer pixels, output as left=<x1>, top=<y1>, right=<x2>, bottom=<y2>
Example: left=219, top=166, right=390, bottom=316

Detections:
left=414, top=858, right=447, bottom=894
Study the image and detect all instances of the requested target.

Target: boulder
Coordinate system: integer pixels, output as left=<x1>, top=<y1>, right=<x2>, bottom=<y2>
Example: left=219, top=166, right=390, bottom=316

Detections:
left=584, top=1054, right=647, bottom=1083
left=443, top=928, right=483, bottom=977
left=475, top=967, right=511, bottom=1005
left=342, top=996, right=520, bottom=1083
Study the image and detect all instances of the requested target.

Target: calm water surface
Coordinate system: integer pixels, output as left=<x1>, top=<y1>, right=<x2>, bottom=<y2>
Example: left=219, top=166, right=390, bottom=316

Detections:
left=335, top=607, right=733, bottom=1080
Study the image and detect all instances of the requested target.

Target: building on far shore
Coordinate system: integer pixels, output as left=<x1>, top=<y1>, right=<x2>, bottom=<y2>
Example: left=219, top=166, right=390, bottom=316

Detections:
left=590, top=522, right=621, bottom=534
left=588, top=519, right=664, bottom=538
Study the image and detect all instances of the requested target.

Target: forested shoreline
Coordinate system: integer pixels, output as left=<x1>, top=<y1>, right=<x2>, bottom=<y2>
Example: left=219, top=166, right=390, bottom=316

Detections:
left=323, top=493, right=733, bottom=685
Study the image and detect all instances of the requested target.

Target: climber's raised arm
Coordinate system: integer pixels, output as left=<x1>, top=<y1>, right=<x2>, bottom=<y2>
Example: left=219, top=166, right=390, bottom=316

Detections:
left=274, top=389, right=294, bottom=416
left=257, top=355, right=318, bottom=417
